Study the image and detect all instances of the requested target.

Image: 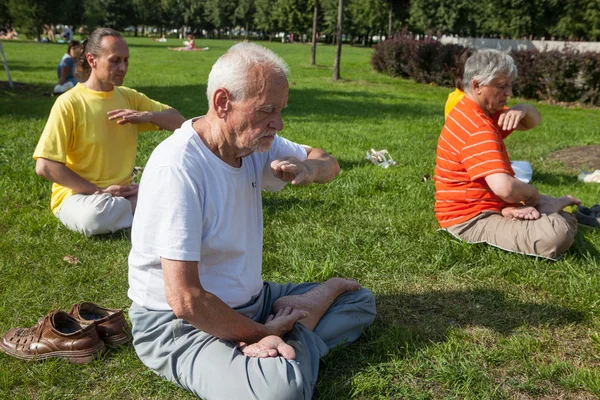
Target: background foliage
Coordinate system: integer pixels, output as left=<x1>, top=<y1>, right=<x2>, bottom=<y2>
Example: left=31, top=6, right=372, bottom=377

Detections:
left=372, top=36, right=600, bottom=106
left=1, top=0, right=600, bottom=42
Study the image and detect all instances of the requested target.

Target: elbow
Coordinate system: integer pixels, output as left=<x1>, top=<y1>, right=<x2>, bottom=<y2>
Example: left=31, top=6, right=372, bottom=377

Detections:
left=35, top=159, right=49, bottom=179
left=167, top=291, right=199, bottom=321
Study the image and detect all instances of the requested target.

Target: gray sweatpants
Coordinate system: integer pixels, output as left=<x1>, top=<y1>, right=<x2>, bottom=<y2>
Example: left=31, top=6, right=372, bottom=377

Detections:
left=129, top=281, right=376, bottom=400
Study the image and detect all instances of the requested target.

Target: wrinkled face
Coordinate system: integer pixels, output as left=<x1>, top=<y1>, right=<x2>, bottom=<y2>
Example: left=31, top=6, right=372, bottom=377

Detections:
left=476, top=76, right=513, bottom=115
left=89, top=36, right=129, bottom=86
left=228, top=67, right=288, bottom=153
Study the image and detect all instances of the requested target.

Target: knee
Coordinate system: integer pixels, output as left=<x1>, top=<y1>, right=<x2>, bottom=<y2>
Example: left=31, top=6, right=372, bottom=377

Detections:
left=354, top=288, right=377, bottom=319
left=536, top=214, right=577, bottom=259
left=74, top=195, right=131, bottom=236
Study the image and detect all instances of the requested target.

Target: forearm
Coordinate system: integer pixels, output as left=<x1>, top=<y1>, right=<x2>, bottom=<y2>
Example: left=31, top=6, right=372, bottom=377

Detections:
left=485, top=173, right=539, bottom=206
left=177, top=289, right=270, bottom=343
left=149, top=108, right=185, bottom=131
left=58, top=67, right=70, bottom=85
left=498, top=179, right=539, bottom=205
left=304, top=148, right=340, bottom=183
left=516, top=104, right=541, bottom=130
left=35, top=158, right=98, bottom=194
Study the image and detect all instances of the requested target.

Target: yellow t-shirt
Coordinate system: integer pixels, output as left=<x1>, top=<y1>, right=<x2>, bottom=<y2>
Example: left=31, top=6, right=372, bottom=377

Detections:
left=444, top=88, right=465, bottom=119
left=33, top=84, right=171, bottom=213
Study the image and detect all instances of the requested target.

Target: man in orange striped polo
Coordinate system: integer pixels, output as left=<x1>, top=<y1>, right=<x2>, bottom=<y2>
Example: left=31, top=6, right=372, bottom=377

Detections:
left=434, top=50, right=580, bottom=260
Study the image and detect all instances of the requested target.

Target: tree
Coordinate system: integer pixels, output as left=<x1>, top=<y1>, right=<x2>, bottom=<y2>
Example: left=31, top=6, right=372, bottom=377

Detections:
left=332, top=0, right=342, bottom=80
left=7, top=0, right=60, bottom=39
left=310, top=0, right=318, bottom=64
left=254, top=0, right=278, bottom=40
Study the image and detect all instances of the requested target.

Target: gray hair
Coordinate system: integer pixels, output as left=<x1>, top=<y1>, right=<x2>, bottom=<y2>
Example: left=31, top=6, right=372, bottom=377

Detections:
left=463, top=49, right=518, bottom=94
left=206, top=43, right=290, bottom=108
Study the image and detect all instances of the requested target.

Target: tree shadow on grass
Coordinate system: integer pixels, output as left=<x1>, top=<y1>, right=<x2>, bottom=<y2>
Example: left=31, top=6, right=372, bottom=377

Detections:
left=316, top=288, right=585, bottom=399
left=533, top=171, right=580, bottom=186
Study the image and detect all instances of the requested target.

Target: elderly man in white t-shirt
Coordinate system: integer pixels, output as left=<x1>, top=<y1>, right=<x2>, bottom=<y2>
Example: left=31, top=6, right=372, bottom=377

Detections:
left=127, top=43, right=376, bottom=400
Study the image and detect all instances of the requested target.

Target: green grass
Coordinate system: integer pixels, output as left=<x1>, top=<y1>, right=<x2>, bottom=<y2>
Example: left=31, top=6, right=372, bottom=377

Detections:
left=1, top=36, right=600, bottom=399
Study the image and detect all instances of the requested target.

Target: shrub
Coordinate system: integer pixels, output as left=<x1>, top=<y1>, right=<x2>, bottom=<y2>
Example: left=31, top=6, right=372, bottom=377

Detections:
left=372, top=36, right=600, bottom=106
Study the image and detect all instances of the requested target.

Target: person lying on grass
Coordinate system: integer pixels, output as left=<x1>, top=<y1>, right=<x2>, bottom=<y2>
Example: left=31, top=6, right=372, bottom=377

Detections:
left=167, top=33, right=208, bottom=51
left=33, top=28, right=185, bottom=236
left=435, top=49, right=580, bottom=260
left=127, top=42, right=376, bottom=400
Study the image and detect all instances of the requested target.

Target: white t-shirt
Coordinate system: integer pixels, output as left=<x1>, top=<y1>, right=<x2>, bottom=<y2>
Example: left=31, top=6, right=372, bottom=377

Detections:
left=128, top=118, right=308, bottom=310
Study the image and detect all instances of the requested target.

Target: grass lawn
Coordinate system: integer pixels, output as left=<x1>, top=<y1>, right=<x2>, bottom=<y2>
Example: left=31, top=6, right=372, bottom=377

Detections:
left=1, top=36, right=600, bottom=399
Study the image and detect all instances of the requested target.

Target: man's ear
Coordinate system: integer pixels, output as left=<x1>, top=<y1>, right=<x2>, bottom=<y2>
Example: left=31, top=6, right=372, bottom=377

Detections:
left=85, top=53, right=96, bottom=69
left=471, top=80, right=481, bottom=95
left=213, top=88, right=231, bottom=118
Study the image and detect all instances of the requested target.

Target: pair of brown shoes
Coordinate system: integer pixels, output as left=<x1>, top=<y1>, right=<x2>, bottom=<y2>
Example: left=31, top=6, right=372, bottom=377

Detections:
left=0, top=302, right=131, bottom=364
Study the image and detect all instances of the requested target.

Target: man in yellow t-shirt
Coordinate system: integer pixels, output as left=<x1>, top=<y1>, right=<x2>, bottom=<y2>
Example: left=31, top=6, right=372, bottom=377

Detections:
left=33, top=28, right=185, bottom=236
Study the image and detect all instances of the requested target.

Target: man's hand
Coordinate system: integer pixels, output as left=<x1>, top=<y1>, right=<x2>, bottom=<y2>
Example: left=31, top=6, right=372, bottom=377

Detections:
left=107, top=109, right=152, bottom=125
left=237, top=335, right=296, bottom=360
left=96, top=184, right=139, bottom=198
left=264, top=305, right=307, bottom=337
left=498, top=105, right=527, bottom=131
left=271, top=157, right=317, bottom=185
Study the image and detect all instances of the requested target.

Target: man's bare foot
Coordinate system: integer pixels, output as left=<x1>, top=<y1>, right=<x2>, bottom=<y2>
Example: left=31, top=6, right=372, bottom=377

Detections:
left=272, top=278, right=361, bottom=331
left=536, top=195, right=581, bottom=214
left=238, top=335, right=296, bottom=360
left=502, top=205, right=540, bottom=220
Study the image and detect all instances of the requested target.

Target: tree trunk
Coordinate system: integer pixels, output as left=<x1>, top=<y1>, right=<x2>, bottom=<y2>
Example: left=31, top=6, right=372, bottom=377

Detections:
left=310, top=1, right=318, bottom=65
left=388, top=3, right=393, bottom=39
left=134, top=25, right=138, bottom=37
left=245, top=21, right=249, bottom=40
left=332, top=0, right=343, bottom=80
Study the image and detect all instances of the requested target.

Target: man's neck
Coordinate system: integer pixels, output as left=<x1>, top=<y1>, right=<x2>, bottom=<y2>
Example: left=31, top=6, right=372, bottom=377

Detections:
left=83, top=76, right=114, bottom=92
left=192, top=117, right=249, bottom=168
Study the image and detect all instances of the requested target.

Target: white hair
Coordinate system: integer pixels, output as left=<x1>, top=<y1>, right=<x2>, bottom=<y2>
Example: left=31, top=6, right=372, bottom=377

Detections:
left=463, top=49, right=518, bottom=94
left=206, top=43, right=290, bottom=107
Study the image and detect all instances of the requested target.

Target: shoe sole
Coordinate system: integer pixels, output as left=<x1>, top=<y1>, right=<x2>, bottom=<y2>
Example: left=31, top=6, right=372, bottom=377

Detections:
left=0, top=341, right=106, bottom=364
left=103, top=332, right=131, bottom=347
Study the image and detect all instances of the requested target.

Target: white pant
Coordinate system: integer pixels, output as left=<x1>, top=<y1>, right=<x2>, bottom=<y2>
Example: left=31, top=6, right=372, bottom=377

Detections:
left=56, top=193, right=133, bottom=236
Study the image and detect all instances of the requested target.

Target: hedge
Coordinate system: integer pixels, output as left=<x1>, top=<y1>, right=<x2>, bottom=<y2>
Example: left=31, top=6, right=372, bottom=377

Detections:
left=371, top=36, right=600, bottom=106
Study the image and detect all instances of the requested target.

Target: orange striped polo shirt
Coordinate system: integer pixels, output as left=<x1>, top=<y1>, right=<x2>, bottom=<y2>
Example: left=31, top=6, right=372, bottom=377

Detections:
left=434, top=96, right=515, bottom=228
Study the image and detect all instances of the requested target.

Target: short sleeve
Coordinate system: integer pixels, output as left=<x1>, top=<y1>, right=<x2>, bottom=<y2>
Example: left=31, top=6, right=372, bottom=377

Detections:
left=261, top=135, right=308, bottom=192
left=460, top=130, right=512, bottom=181
left=122, top=88, right=172, bottom=133
left=131, top=166, right=203, bottom=261
left=32, top=97, right=73, bottom=163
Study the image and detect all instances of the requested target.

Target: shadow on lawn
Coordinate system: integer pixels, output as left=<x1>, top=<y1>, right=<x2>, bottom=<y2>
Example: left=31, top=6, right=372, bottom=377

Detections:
left=317, top=288, right=584, bottom=398
left=533, top=171, right=580, bottom=186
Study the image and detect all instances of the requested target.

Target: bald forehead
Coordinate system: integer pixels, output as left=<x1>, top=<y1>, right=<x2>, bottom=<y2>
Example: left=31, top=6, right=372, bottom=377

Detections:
left=246, top=64, right=288, bottom=98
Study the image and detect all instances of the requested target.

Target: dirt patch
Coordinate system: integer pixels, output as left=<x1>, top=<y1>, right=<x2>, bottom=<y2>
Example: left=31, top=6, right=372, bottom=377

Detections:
left=548, top=145, right=600, bottom=171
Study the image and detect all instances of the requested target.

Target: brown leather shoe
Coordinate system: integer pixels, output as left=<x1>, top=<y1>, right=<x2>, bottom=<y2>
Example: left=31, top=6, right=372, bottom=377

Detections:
left=69, top=302, right=131, bottom=346
left=0, top=310, right=105, bottom=364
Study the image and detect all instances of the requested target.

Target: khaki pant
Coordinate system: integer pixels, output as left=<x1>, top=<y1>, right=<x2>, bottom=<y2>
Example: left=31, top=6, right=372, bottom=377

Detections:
left=56, top=193, right=133, bottom=236
left=445, top=211, right=578, bottom=260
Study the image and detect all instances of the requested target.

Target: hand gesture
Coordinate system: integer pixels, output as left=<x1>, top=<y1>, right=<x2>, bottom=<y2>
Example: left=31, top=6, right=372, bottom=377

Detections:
left=107, top=109, right=152, bottom=125
left=270, top=157, right=316, bottom=185
left=498, top=105, right=527, bottom=131
left=96, top=184, right=139, bottom=198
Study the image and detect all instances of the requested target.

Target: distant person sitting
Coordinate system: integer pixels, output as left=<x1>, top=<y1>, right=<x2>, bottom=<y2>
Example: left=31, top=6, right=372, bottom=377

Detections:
left=444, top=49, right=473, bottom=119
left=0, top=25, right=17, bottom=40
left=62, top=26, right=73, bottom=41
left=54, top=40, right=82, bottom=94
left=33, top=28, right=185, bottom=236
left=41, top=24, right=55, bottom=42
left=435, top=50, right=580, bottom=260
left=168, top=34, right=208, bottom=51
